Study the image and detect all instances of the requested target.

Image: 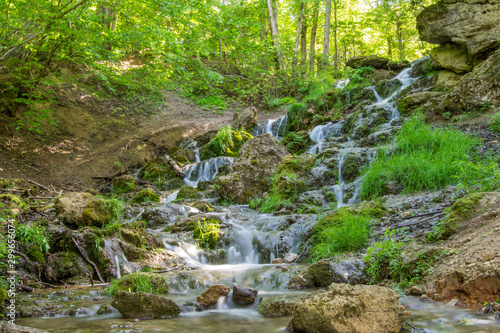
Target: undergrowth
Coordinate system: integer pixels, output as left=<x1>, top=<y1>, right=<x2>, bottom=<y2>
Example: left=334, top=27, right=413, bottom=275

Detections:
left=201, top=125, right=252, bottom=159
left=192, top=218, right=220, bottom=250
left=105, top=273, right=169, bottom=297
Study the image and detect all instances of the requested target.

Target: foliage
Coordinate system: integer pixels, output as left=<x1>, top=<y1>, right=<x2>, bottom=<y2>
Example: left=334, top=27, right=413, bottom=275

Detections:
left=105, top=198, right=124, bottom=225
left=192, top=218, right=220, bottom=250
left=488, top=113, right=500, bottom=133
left=347, top=66, right=375, bottom=84
left=105, top=273, right=169, bottom=297
left=360, top=117, right=480, bottom=199
left=309, top=209, right=371, bottom=261
left=132, top=189, right=160, bottom=204
left=15, top=224, right=50, bottom=253
left=201, top=125, right=252, bottom=159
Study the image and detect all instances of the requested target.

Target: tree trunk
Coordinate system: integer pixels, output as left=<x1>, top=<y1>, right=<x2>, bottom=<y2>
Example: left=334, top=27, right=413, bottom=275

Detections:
left=261, top=0, right=269, bottom=70
left=219, top=33, right=223, bottom=63
left=292, top=1, right=305, bottom=72
left=323, top=0, right=331, bottom=68
left=396, top=13, right=403, bottom=61
left=333, top=0, right=338, bottom=72
left=387, top=37, right=392, bottom=58
left=300, top=10, right=308, bottom=68
left=266, top=0, right=285, bottom=70
left=309, top=3, right=319, bottom=74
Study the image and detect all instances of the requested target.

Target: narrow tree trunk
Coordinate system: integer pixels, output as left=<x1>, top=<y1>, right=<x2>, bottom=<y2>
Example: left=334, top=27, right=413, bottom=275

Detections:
left=292, top=1, right=305, bottom=72
left=323, top=0, right=332, bottom=68
left=300, top=11, right=308, bottom=68
left=396, top=13, right=403, bottom=61
left=266, top=0, right=285, bottom=70
left=333, top=0, right=338, bottom=72
left=219, top=33, right=223, bottom=63
left=261, top=0, right=269, bottom=70
left=387, top=37, right=392, bottom=58
left=309, top=3, right=319, bottom=74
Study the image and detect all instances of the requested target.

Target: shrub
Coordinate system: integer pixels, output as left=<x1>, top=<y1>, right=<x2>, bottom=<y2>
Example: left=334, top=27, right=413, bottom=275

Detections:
left=309, top=209, right=371, bottom=261
left=15, top=224, right=50, bottom=253
left=192, top=218, right=220, bottom=249
left=360, top=117, right=480, bottom=200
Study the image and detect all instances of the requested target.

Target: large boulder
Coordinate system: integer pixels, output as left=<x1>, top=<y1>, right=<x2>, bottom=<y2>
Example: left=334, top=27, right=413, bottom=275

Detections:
left=232, top=285, right=259, bottom=305
left=288, top=283, right=405, bottom=333
left=346, top=56, right=389, bottom=69
left=0, top=322, right=49, bottom=333
left=54, top=192, right=113, bottom=228
left=257, top=295, right=300, bottom=317
left=416, top=0, right=500, bottom=56
left=233, top=106, right=258, bottom=131
left=111, top=291, right=180, bottom=319
left=197, top=284, right=230, bottom=306
left=217, top=134, right=288, bottom=204
left=430, top=44, right=473, bottom=73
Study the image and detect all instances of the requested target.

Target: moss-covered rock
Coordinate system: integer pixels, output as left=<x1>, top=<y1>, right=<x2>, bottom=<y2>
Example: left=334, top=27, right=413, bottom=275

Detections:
left=45, top=252, right=90, bottom=281
left=257, top=295, right=298, bottom=317
left=189, top=201, right=214, bottom=213
left=273, top=155, right=315, bottom=199
left=176, top=186, right=201, bottom=200
left=132, top=189, right=160, bottom=204
left=169, top=146, right=195, bottom=165
left=282, top=131, right=313, bottom=155
left=430, top=44, right=473, bottom=74
left=140, top=157, right=173, bottom=181
left=107, top=273, right=170, bottom=296
left=111, top=291, right=180, bottom=319
left=341, top=155, right=363, bottom=183
left=112, top=175, right=136, bottom=194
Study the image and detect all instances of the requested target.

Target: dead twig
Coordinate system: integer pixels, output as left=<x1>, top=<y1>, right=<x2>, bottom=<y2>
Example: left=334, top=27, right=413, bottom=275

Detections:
left=27, top=180, right=52, bottom=192
left=70, top=234, right=104, bottom=283
left=396, top=210, right=443, bottom=220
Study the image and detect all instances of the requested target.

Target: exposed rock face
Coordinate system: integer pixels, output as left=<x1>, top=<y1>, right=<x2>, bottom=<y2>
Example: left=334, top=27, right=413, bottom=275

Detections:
left=233, top=106, right=257, bottom=130
left=217, top=134, right=288, bottom=204
left=232, top=285, right=259, bottom=305
left=111, top=291, right=180, bottom=319
left=288, top=283, right=405, bottom=333
left=197, top=284, right=230, bottom=306
left=416, top=0, right=500, bottom=56
left=346, top=55, right=389, bottom=69
left=430, top=44, right=473, bottom=73
left=257, top=295, right=299, bottom=317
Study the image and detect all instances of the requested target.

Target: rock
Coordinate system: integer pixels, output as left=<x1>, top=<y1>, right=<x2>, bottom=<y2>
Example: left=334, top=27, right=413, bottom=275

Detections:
left=45, top=252, right=90, bottom=281
left=233, top=106, right=257, bottom=130
left=416, top=0, right=500, bottom=56
left=55, top=192, right=112, bottom=228
left=96, top=303, right=115, bottom=315
left=112, top=175, right=136, bottom=194
left=217, top=134, right=288, bottom=204
left=0, top=321, right=49, bottom=333
left=283, top=253, right=298, bottom=264
left=406, top=285, right=424, bottom=296
left=398, top=92, right=445, bottom=116
left=288, top=283, right=405, bottom=333
left=232, top=285, right=259, bottom=305
left=257, top=295, right=299, bottom=317
left=412, top=55, right=443, bottom=77
left=272, top=258, right=283, bottom=264
left=430, top=44, right=473, bottom=73
left=132, top=189, right=160, bottom=204
left=111, top=291, right=180, bottom=319
left=196, top=284, right=230, bottom=306
left=347, top=55, right=389, bottom=69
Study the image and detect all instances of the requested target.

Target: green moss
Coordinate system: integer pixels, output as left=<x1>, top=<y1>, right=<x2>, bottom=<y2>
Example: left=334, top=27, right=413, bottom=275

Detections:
left=440, top=193, right=485, bottom=239
left=192, top=218, right=220, bottom=250
left=105, top=273, right=170, bottom=297
left=141, top=158, right=173, bottom=181
left=0, top=194, right=29, bottom=210
left=177, top=186, right=200, bottom=200
left=282, top=131, right=313, bottom=155
left=189, top=201, right=214, bottom=212
left=0, top=287, right=7, bottom=314
left=112, top=175, right=136, bottom=194
left=82, top=200, right=110, bottom=227
left=28, top=246, right=45, bottom=265
left=341, top=155, right=363, bottom=183
left=308, top=260, right=334, bottom=287
left=132, top=189, right=160, bottom=204
left=201, top=125, right=253, bottom=159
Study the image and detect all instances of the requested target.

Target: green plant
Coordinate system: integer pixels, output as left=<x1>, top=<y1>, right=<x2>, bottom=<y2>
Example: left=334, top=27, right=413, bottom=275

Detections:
left=201, top=125, right=252, bottom=159
left=105, top=273, right=169, bottom=297
left=360, top=117, right=480, bottom=200
left=309, top=209, right=371, bottom=261
left=192, top=218, right=220, bottom=250
left=488, top=112, right=500, bottom=133
left=15, top=224, right=50, bottom=253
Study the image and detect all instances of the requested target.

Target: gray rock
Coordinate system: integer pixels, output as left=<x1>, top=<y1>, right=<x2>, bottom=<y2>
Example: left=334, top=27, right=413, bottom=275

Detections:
left=111, top=291, right=180, bottom=319
left=233, top=106, right=257, bottom=130
left=232, top=285, right=259, bottom=305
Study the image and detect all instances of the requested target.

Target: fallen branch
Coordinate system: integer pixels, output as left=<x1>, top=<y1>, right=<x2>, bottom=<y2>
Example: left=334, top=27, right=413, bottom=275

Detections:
left=396, top=210, right=443, bottom=220
left=165, top=155, right=186, bottom=179
left=70, top=234, right=104, bottom=283
left=27, top=180, right=52, bottom=192
left=0, top=188, right=24, bottom=193
left=16, top=284, right=33, bottom=292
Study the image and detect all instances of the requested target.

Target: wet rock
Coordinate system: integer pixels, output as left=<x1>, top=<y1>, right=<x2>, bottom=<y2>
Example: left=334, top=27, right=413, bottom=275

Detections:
left=416, top=0, right=500, bottom=56
left=406, top=286, right=424, bottom=296
left=430, top=44, right=473, bottom=74
left=232, top=285, right=259, bottom=305
left=411, top=55, right=443, bottom=77
left=188, top=200, right=214, bottom=213
left=45, top=252, right=90, bottom=282
left=273, top=208, right=292, bottom=216
left=196, top=284, right=230, bottom=306
left=0, top=321, right=49, bottom=333
left=283, top=253, right=298, bottom=264
left=288, top=283, right=405, bottom=333
left=257, top=295, right=299, bottom=317
left=233, top=106, right=258, bottom=131
left=64, top=307, right=89, bottom=316
left=141, top=206, right=172, bottom=227
left=272, top=258, right=283, bottom=264
left=398, top=92, right=445, bottom=116
left=97, top=303, right=115, bottom=315
left=217, top=134, right=288, bottom=204
left=347, top=55, right=389, bottom=69
left=111, top=291, right=180, bottom=319
left=161, top=178, right=184, bottom=191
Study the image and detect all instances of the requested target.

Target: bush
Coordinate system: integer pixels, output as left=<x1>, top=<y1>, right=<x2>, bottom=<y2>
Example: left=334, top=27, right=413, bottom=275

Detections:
left=309, top=209, right=371, bottom=261
left=488, top=112, right=500, bottom=133
left=15, top=224, right=50, bottom=253
left=192, top=218, right=220, bottom=249
left=360, top=117, right=480, bottom=200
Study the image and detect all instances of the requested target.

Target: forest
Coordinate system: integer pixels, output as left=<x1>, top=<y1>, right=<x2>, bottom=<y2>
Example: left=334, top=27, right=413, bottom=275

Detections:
left=1, top=0, right=500, bottom=332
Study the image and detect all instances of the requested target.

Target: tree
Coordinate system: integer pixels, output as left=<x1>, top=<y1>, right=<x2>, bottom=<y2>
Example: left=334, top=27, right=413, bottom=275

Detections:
left=323, top=0, right=332, bottom=68
left=266, top=0, right=286, bottom=70
left=309, top=2, right=320, bottom=74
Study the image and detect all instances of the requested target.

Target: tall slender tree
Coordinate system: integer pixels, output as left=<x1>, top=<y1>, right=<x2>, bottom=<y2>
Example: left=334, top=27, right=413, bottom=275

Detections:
left=309, top=2, right=319, bottom=74
left=266, top=0, right=285, bottom=70
left=323, top=0, right=332, bottom=68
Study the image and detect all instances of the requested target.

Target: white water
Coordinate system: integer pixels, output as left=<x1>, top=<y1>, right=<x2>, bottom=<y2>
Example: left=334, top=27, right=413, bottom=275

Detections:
left=307, top=121, right=344, bottom=154
left=253, top=114, right=288, bottom=139
left=182, top=156, right=235, bottom=187
left=336, top=79, right=350, bottom=89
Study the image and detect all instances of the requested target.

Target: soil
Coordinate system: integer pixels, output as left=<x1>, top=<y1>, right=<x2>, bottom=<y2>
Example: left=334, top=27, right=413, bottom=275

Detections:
left=0, top=87, right=284, bottom=191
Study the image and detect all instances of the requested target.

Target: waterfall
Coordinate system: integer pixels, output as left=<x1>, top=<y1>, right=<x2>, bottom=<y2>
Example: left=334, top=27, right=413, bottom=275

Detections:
left=182, top=156, right=235, bottom=187
left=307, top=121, right=344, bottom=154
left=253, top=114, right=288, bottom=139
left=336, top=79, right=350, bottom=90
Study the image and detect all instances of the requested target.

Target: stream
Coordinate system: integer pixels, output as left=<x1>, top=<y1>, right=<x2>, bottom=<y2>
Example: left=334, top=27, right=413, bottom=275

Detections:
left=14, top=64, right=500, bottom=332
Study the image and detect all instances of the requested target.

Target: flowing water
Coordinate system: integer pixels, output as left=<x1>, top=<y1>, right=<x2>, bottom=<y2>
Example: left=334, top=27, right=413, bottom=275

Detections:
left=252, top=114, right=288, bottom=139
left=182, top=156, right=235, bottom=187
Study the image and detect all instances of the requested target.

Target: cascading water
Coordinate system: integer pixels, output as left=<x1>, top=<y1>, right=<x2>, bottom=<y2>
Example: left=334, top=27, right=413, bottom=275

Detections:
left=336, top=79, right=350, bottom=89
left=252, top=114, right=288, bottom=139
left=307, top=121, right=344, bottom=154
left=181, top=156, right=235, bottom=187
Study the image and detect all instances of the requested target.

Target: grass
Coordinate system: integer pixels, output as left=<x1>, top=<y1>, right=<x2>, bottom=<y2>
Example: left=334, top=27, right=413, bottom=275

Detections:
left=308, top=209, right=371, bottom=261
left=360, top=117, right=480, bottom=200
left=488, top=112, right=500, bottom=133
left=15, top=224, right=50, bottom=253
left=192, top=218, right=220, bottom=250
left=105, top=273, right=169, bottom=297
